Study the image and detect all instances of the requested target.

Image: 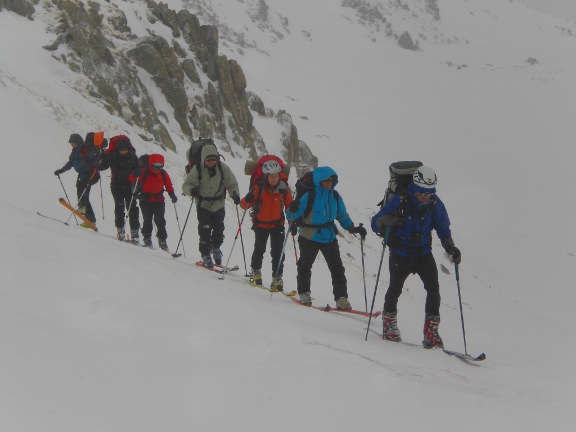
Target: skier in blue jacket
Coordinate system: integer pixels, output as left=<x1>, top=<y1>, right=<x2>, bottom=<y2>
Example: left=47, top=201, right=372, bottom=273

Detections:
left=287, top=166, right=366, bottom=309
left=371, top=166, right=461, bottom=349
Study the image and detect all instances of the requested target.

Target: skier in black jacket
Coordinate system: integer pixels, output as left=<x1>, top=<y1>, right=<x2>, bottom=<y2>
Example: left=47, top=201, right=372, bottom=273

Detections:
left=99, top=135, right=140, bottom=241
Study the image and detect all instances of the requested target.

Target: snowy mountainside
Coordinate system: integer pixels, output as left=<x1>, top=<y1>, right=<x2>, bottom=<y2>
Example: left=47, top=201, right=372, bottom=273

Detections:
left=1, top=0, right=576, bottom=430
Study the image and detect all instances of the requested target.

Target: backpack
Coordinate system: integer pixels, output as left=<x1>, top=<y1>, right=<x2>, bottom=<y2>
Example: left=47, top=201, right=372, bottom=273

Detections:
left=377, top=161, right=423, bottom=208
left=292, top=171, right=339, bottom=228
left=84, top=132, right=107, bottom=155
left=185, top=138, right=218, bottom=174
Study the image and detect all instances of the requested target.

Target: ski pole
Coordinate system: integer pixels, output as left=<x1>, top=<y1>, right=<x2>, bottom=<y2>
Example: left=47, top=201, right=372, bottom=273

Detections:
left=122, top=178, right=140, bottom=239
left=273, top=220, right=293, bottom=282
left=236, top=205, right=249, bottom=277
left=171, top=197, right=194, bottom=259
left=99, top=177, right=105, bottom=220
left=173, top=201, right=186, bottom=257
left=219, top=207, right=248, bottom=280
left=292, top=232, right=299, bottom=263
left=359, top=223, right=368, bottom=313
left=57, top=174, right=78, bottom=224
left=365, top=226, right=390, bottom=341
left=455, top=263, right=469, bottom=355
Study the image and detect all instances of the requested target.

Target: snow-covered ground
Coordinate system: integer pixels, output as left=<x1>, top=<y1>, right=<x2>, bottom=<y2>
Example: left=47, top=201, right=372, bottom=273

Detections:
left=1, top=1, right=575, bottom=431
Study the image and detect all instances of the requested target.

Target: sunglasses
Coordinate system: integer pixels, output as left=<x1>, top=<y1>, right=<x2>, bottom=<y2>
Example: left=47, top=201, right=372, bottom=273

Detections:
left=151, top=163, right=164, bottom=169
left=415, top=191, right=433, bottom=197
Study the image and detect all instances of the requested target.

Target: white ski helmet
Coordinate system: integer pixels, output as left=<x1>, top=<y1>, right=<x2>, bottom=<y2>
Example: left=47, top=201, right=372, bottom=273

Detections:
left=262, top=159, right=282, bottom=174
left=413, top=166, right=437, bottom=193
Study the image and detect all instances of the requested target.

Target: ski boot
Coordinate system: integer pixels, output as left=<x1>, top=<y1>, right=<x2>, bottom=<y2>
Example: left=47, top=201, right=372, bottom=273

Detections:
left=335, top=297, right=352, bottom=310
left=212, top=248, right=223, bottom=266
left=299, top=291, right=312, bottom=306
left=77, top=205, right=87, bottom=215
left=158, top=239, right=169, bottom=251
left=269, top=277, right=284, bottom=292
left=130, top=229, right=140, bottom=243
left=143, top=237, right=153, bottom=248
left=117, top=227, right=125, bottom=241
left=382, top=311, right=402, bottom=342
left=250, top=268, right=262, bottom=286
left=202, top=255, right=214, bottom=269
left=422, top=314, right=444, bottom=349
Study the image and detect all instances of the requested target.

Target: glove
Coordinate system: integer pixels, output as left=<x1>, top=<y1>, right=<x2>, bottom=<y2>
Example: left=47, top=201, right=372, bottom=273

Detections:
left=232, top=193, right=241, bottom=205
left=100, top=138, right=108, bottom=149
left=446, top=246, right=461, bottom=264
left=189, top=187, right=198, bottom=197
left=169, top=192, right=178, bottom=203
left=349, top=224, right=367, bottom=240
left=244, top=192, right=254, bottom=203
left=288, top=200, right=300, bottom=213
left=290, top=223, right=298, bottom=237
left=376, top=214, right=404, bottom=229
left=441, top=237, right=461, bottom=264
left=54, top=168, right=64, bottom=176
left=132, top=168, right=142, bottom=179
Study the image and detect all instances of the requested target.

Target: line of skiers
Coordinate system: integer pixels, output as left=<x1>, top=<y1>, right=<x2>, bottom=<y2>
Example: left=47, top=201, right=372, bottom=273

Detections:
left=55, top=133, right=461, bottom=349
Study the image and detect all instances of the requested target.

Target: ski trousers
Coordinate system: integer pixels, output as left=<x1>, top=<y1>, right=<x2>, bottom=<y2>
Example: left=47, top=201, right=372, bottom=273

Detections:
left=296, top=236, right=347, bottom=300
left=197, top=206, right=225, bottom=256
left=76, top=174, right=96, bottom=223
left=384, top=252, right=440, bottom=316
left=251, top=225, right=285, bottom=277
left=140, top=200, right=167, bottom=241
left=111, top=182, right=140, bottom=231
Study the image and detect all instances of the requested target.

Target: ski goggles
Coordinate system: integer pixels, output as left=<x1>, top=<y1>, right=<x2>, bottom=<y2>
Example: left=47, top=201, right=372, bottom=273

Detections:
left=151, top=162, right=164, bottom=169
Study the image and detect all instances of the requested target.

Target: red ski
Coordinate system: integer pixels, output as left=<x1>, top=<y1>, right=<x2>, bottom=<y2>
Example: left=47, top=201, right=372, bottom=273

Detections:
left=58, top=198, right=98, bottom=231
left=194, top=262, right=239, bottom=274
left=290, top=297, right=381, bottom=318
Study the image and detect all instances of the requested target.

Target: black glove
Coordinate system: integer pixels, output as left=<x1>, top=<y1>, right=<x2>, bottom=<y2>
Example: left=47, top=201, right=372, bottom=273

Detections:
left=441, top=237, right=461, bottom=264
left=169, top=192, right=178, bottom=203
left=100, top=138, right=108, bottom=149
left=54, top=168, right=64, bottom=176
left=349, top=224, right=367, bottom=240
left=232, top=193, right=241, bottom=205
left=132, top=168, right=142, bottom=179
left=377, top=214, right=404, bottom=230
left=189, top=187, right=198, bottom=197
left=290, top=223, right=298, bottom=237
left=244, top=192, right=254, bottom=203
left=446, top=246, right=461, bottom=264
left=288, top=200, right=300, bottom=213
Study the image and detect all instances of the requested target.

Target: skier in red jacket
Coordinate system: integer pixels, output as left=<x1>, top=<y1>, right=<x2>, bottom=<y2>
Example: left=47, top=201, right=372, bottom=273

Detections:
left=129, top=153, right=177, bottom=250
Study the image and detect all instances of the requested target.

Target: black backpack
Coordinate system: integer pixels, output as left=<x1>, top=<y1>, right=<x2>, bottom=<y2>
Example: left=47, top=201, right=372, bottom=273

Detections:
left=185, top=138, right=217, bottom=174
left=292, top=171, right=339, bottom=229
left=377, top=161, right=423, bottom=208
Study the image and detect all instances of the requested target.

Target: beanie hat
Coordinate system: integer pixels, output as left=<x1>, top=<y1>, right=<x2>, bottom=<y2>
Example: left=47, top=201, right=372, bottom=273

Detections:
left=68, top=133, right=83, bottom=146
left=412, top=166, right=437, bottom=194
left=116, top=137, right=131, bottom=151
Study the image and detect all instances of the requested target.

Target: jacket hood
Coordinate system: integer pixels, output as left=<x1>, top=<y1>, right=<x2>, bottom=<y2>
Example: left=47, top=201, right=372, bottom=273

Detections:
left=200, top=142, right=219, bottom=163
left=313, top=166, right=338, bottom=188
left=148, top=153, right=164, bottom=169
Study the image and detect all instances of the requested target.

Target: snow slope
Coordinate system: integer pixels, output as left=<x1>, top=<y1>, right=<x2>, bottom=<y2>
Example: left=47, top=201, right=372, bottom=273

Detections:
left=1, top=1, right=575, bottom=431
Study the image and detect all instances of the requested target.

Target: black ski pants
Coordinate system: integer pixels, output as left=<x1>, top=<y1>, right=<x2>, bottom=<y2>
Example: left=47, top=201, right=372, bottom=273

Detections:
left=296, top=236, right=348, bottom=300
left=197, top=206, right=225, bottom=256
left=140, top=200, right=167, bottom=241
left=76, top=174, right=96, bottom=223
left=111, top=182, right=140, bottom=231
left=384, top=252, right=441, bottom=316
left=251, top=225, right=285, bottom=277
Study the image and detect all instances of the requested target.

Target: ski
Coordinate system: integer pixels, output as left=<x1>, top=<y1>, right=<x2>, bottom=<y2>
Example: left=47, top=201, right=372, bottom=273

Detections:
left=290, top=297, right=381, bottom=318
left=246, top=280, right=297, bottom=297
left=37, top=211, right=69, bottom=226
left=58, top=198, right=98, bottom=231
left=195, top=261, right=239, bottom=274
left=443, top=349, right=486, bottom=362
